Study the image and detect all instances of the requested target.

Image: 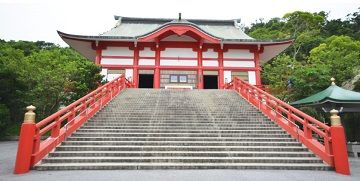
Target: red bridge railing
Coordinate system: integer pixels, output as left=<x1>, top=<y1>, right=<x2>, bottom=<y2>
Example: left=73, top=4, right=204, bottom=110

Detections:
left=224, top=77, right=350, bottom=175
left=14, top=74, right=134, bottom=174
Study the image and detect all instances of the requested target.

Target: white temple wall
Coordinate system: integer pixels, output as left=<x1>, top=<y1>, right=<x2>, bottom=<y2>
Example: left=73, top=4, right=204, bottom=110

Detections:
left=125, top=69, right=133, bottom=80
left=223, top=61, right=255, bottom=67
left=203, top=60, right=218, bottom=66
left=107, top=74, right=121, bottom=81
left=139, top=59, right=155, bottom=65
left=102, top=47, right=133, bottom=56
left=139, top=47, right=155, bottom=57
left=248, top=71, right=256, bottom=85
left=224, top=49, right=254, bottom=59
left=202, top=49, right=218, bottom=58
left=224, top=71, right=232, bottom=83
left=101, top=58, right=134, bottom=65
left=100, top=68, right=108, bottom=81
left=104, top=69, right=125, bottom=82
left=161, top=48, right=197, bottom=58
left=160, top=60, right=197, bottom=66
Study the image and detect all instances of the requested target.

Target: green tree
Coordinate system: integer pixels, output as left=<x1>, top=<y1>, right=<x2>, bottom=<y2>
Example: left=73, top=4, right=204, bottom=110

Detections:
left=0, top=39, right=102, bottom=135
left=282, top=11, right=326, bottom=61
left=0, top=43, right=27, bottom=132
left=290, top=63, right=332, bottom=100
left=18, top=48, right=102, bottom=120
left=322, top=8, right=360, bottom=40
left=262, top=54, right=300, bottom=101
left=308, top=35, right=360, bottom=85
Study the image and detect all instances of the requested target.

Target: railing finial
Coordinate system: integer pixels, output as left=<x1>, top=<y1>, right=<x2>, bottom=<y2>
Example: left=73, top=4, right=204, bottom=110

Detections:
left=330, top=109, right=341, bottom=126
left=24, top=105, right=36, bottom=124
left=331, top=77, right=336, bottom=85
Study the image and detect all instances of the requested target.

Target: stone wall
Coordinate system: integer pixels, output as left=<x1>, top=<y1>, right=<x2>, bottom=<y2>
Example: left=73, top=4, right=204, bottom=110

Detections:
left=160, top=70, right=197, bottom=89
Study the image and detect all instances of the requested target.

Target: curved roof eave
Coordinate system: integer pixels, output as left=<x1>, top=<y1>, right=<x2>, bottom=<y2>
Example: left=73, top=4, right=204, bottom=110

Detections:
left=58, top=30, right=293, bottom=62
left=57, top=31, right=135, bottom=42
left=58, top=30, right=293, bottom=45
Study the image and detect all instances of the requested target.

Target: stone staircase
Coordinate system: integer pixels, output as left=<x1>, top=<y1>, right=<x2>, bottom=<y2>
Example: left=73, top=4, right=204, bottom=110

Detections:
left=35, top=89, right=331, bottom=170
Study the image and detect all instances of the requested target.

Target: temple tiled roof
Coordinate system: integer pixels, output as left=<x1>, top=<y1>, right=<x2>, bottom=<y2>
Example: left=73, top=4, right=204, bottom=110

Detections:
left=57, top=16, right=294, bottom=62
left=100, top=16, right=254, bottom=41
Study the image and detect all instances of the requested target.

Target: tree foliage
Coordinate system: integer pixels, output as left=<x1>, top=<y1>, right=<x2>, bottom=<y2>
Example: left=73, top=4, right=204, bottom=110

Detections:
left=0, top=40, right=102, bottom=136
left=248, top=8, right=360, bottom=141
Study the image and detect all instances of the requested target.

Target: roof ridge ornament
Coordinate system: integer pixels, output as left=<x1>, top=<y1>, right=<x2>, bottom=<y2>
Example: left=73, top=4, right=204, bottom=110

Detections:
left=234, top=19, right=242, bottom=29
left=331, top=77, right=336, bottom=85
left=115, top=16, right=122, bottom=27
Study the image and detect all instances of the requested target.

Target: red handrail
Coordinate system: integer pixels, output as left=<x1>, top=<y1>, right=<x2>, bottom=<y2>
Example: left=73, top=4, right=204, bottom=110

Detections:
left=224, top=77, right=350, bottom=175
left=14, top=74, right=134, bottom=174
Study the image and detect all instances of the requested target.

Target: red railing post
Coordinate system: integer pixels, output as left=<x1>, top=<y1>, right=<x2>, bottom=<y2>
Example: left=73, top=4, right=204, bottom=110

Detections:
left=13, top=75, right=134, bottom=175
left=51, top=116, right=60, bottom=138
left=329, top=109, right=350, bottom=175
left=223, top=77, right=351, bottom=174
left=14, top=105, right=37, bottom=174
left=288, top=109, right=295, bottom=129
left=303, top=119, right=312, bottom=139
left=122, top=76, right=126, bottom=90
left=233, top=78, right=238, bottom=91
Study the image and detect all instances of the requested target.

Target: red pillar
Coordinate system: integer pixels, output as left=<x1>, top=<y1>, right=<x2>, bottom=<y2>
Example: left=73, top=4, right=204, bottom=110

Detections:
left=197, top=47, right=203, bottom=89
left=254, top=50, right=262, bottom=86
left=154, top=47, right=160, bottom=89
left=331, top=125, right=350, bottom=175
left=133, top=48, right=139, bottom=88
left=95, top=46, right=102, bottom=65
left=14, top=123, right=36, bottom=174
left=218, top=49, right=224, bottom=89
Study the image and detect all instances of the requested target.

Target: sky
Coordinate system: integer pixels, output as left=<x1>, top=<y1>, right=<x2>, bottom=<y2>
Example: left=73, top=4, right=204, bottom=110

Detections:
left=0, top=0, right=359, bottom=47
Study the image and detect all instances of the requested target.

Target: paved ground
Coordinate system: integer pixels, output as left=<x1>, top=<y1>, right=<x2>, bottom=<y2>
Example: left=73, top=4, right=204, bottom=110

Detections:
left=1, top=141, right=359, bottom=181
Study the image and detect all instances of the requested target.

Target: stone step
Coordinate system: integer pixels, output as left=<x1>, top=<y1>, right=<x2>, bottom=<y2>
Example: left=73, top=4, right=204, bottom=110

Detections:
left=94, top=111, right=263, bottom=113
left=66, top=136, right=297, bottom=142
left=93, top=114, right=266, bottom=117
left=35, top=162, right=331, bottom=171
left=71, top=132, right=291, bottom=138
left=75, top=129, right=285, bottom=134
left=89, top=118, right=270, bottom=122
left=84, top=123, right=277, bottom=127
left=62, top=141, right=301, bottom=146
left=35, top=89, right=330, bottom=172
left=41, top=157, right=323, bottom=164
left=56, top=145, right=308, bottom=152
left=88, top=118, right=274, bottom=125
left=80, top=126, right=282, bottom=130
left=48, top=151, right=316, bottom=158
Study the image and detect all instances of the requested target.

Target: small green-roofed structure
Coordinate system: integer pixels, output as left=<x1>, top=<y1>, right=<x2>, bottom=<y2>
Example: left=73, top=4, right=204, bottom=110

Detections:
left=291, top=78, right=360, bottom=112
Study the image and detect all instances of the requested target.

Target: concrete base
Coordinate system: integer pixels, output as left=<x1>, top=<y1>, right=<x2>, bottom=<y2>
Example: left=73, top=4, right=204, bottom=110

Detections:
left=348, top=143, right=360, bottom=158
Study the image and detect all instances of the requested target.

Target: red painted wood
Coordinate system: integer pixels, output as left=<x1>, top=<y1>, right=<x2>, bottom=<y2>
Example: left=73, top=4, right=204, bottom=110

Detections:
left=101, top=64, right=258, bottom=71
left=154, top=47, right=161, bottom=88
left=102, top=55, right=133, bottom=59
left=331, top=126, right=350, bottom=175
left=14, top=123, right=36, bottom=174
left=197, top=47, right=203, bottom=89
left=218, top=49, right=224, bottom=88
left=138, top=25, right=220, bottom=43
left=103, top=55, right=198, bottom=61
left=14, top=75, right=133, bottom=174
left=223, top=77, right=351, bottom=175
left=133, top=48, right=139, bottom=88
left=95, top=47, right=102, bottom=65
left=139, top=56, right=156, bottom=59
left=254, top=49, right=262, bottom=85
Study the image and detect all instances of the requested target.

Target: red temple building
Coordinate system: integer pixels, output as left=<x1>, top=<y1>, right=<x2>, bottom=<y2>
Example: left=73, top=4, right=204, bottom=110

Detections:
left=58, top=16, right=293, bottom=89
left=14, top=15, right=351, bottom=174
